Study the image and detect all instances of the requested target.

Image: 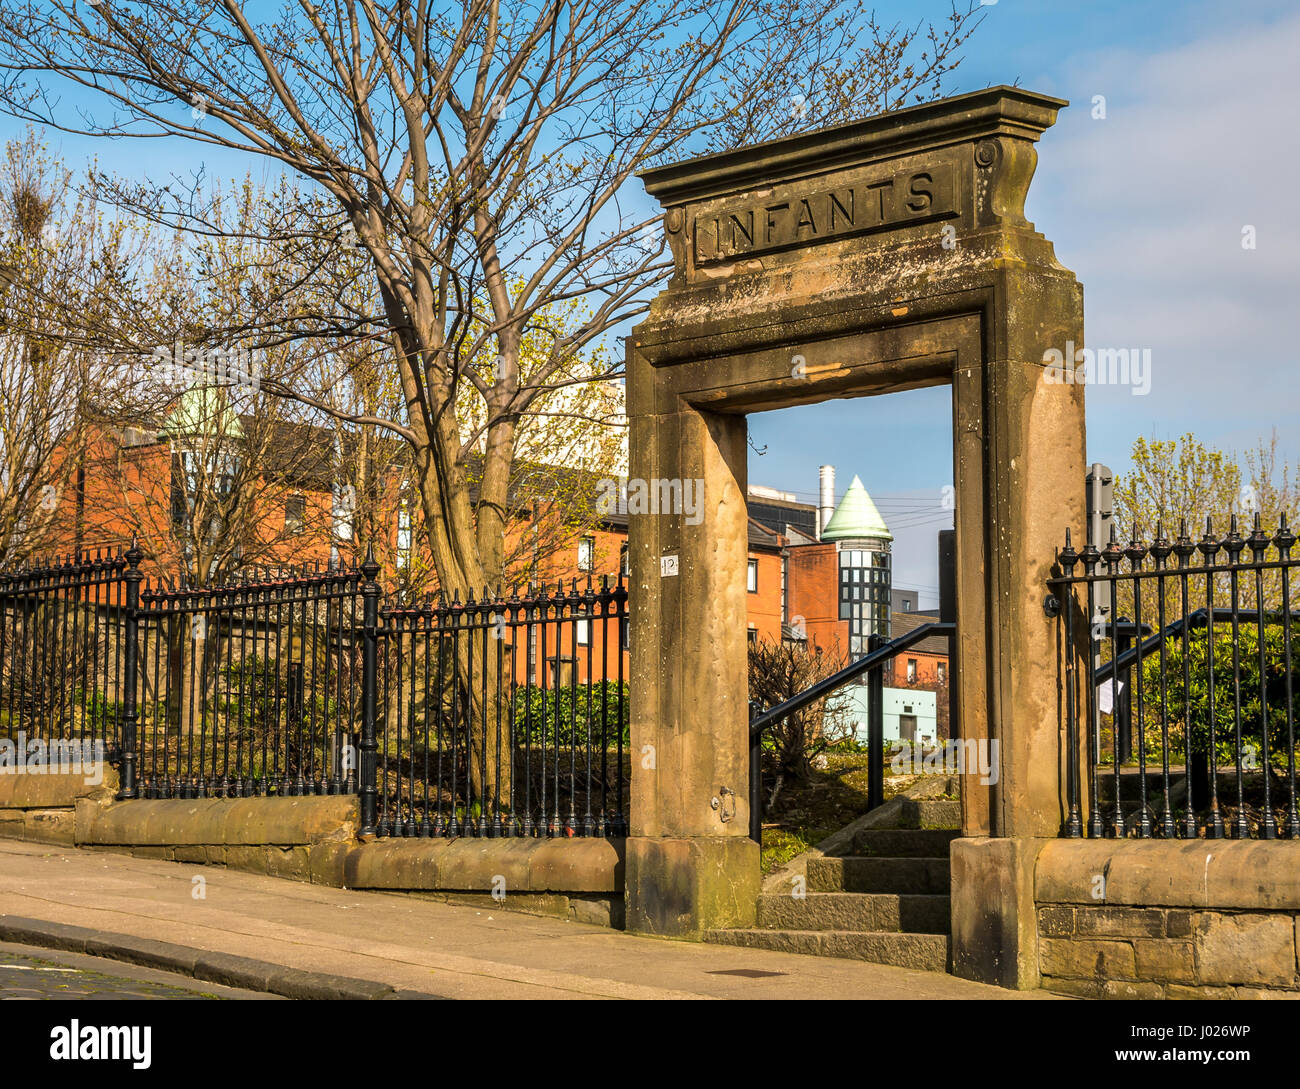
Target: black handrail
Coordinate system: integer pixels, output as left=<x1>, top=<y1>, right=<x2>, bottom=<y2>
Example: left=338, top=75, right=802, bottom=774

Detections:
left=748, top=621, right=955, bottom=843
left=750, top=622, right=955, bottom=735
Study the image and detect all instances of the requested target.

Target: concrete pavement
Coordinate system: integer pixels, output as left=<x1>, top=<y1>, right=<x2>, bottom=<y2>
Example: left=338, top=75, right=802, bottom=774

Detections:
left=0, top=840, right=1054, bottom=1000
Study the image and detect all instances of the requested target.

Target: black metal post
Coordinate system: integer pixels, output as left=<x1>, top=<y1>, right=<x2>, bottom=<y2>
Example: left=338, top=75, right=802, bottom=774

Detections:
left=938, top=529, right=958, bottom=741
left=116, top=538, right=143, bottom=800
left=358, top=546, right=380, bottom=838
left=748, top=699, right=763, bottom=844
left=1115, top=620, right=1134, bottom=762
left=867, top=632, right=884, bottom=811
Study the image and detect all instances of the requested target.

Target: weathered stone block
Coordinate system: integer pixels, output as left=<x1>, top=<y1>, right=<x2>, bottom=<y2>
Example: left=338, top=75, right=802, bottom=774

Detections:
left=1039, top=938, right=1135, bottom=980
left=80, top=796, right=358, bottom=847
left=265, top=845, right=311, bottom=882
left=527, top=838, right=623, bottom=892
left=225, top=845, right=269, bottom=875
left=1236, top=986, right=1300, bottom=999
left=570, top=896, right=624, bottom=929
left=1038, top=904, right=1074, bottom=937
left=1133, top=939, right=1195, bottom=983
left=1167, top=984, right=1236, bottom=1000
left=1166, top=909, right=1193, bottom=938
left=1036, top=840, right=1300, bottom=910
left=1040, top=975, right=1101, bottom=999
left=1103, top=980, right=1165, bottom=1000
left=949, top=836, right=1044, bottom=989
left=308, top=841, right=348, bottom=887
left=625, top=835, right=759, bottom=939
left=23, top=808, right=75, bottom=845
left=173, top=845, right=208, bottom=864
left=0, top=769, right=114, bottom=809
left=131, top=846, right=172, bottom=860
left=1076, top=906, right=1164, bottom=938
left=1194, top=913, right=1297, bottom=987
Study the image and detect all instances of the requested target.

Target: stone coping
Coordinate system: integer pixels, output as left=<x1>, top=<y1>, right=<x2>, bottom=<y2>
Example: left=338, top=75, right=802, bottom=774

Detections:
left=77, top=795, right=359, bottom=847
left=343, top=836, right=624, bottom=894
left=1037, top=839, right=1300, bottom=911
left=0, top=769, right=118, bottom=809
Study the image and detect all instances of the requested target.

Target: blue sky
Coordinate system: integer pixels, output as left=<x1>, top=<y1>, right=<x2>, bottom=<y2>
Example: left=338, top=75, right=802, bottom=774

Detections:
left=4, top=2, right=1296, bottom=605
left=748, top=0, right=1300, bottom=604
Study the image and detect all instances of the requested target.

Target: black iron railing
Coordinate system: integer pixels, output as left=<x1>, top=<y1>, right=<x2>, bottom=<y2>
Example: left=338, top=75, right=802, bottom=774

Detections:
left=0, top=547, right=133, bottom=773
left=1047, top=513, right=1300, bottom=840
left=373, top=576, right=629, bottom=839
left=0, top=544, right=630, bottom=839
left=135, top=561, right=365, bottom=799
left=747, top=621, right=956, bottom=843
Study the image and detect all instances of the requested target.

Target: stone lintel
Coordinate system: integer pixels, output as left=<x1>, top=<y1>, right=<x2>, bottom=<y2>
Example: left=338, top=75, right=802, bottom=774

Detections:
left=637, top=86, right=1067, bottom=300
left=639, top=86, right=1066, bottom=208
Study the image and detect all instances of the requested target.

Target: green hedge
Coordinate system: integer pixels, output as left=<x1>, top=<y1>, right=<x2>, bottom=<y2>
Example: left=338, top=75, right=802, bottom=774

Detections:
left=511, top=682, right=629, bottom=748
left=1139, top=622, right=1300, bottom=770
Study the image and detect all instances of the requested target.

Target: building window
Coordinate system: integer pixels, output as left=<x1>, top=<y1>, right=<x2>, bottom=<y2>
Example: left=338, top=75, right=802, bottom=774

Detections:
left=621, top=615, right=630, bottom=651
left=906, top=658, right=918, bottom=683
left=747, top=626, right=757, bottom=644
left=839, top=546, right=892, bottom=653
left=747, top=558, right=758, bottom=593
left=576, top=618, right=590, bottom=646
left=903, top=599, right=912, bottom=611
left=937, top=661, right=947, bottom=684
left=578, top=535, right=595, bottom=572
left=619, top=542, right=629, bottom=576
left=284, top=494, right=306, bottom=535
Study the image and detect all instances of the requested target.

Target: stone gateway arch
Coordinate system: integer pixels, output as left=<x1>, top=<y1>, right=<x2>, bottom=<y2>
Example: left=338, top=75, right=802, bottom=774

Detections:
left=624, top=87, right=1086, bottom=987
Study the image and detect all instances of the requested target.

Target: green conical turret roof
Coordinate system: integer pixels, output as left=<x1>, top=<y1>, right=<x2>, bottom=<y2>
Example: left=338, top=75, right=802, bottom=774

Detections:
left=821, top=475, right=892, bottom=542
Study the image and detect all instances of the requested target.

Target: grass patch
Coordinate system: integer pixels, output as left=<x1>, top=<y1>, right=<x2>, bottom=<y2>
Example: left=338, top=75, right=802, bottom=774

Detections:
left=758, top=750, right=920, bottom=874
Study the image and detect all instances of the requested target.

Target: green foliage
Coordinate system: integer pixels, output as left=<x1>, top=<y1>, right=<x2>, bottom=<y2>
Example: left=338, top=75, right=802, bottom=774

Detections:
left=74, top=689, right=121, bottom=733
left=511, top=681, right=629, bottom=748
left=1139, top=622, right=1300, bottom=771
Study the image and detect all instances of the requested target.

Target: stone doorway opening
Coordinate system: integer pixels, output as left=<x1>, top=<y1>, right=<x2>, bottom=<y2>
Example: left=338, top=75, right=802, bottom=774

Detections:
left=744, top=388, right=956, bottom=822
left=622, top=88, right=1086, bottom=991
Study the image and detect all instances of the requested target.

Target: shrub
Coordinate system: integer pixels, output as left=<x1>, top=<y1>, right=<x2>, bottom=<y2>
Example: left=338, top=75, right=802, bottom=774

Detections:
left=511, top=681, right=629, bottom=749
left=1138, top=621, right=1300, bottom=772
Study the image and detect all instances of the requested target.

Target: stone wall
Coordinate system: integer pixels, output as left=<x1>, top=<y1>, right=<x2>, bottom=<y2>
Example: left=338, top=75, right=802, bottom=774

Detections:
left=1036, top=840, right=1300, bottom=998
left=0, top=780, right=626, bottom=926
left=0, top=768, right=117, bottom=845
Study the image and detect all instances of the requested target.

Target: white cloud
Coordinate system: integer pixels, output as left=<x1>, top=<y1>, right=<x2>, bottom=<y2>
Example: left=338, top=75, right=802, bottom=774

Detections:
left=1028, top=9, right=1300, bottom=455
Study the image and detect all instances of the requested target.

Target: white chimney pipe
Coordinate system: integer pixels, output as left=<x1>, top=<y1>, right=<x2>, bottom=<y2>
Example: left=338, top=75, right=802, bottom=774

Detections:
left=818, top=465, right=835, bottom=541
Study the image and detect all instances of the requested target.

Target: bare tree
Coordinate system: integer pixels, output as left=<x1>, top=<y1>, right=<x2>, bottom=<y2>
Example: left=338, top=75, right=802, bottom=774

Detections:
left=0, top=129, right=107, bottom=563
left=0, top=0, right=982, bottom=804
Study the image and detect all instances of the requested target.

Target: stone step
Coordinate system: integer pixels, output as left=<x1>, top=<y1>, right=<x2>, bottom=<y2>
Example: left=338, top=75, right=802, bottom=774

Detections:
left=757, top=891, right=951, bottom=934
left=850, top=827, right=960, bottom=857
left=897, top=797, right=962, bottom=830
left=703, top=928, right=950, bottom=973
left=807, top=855, right=950, bottom=895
